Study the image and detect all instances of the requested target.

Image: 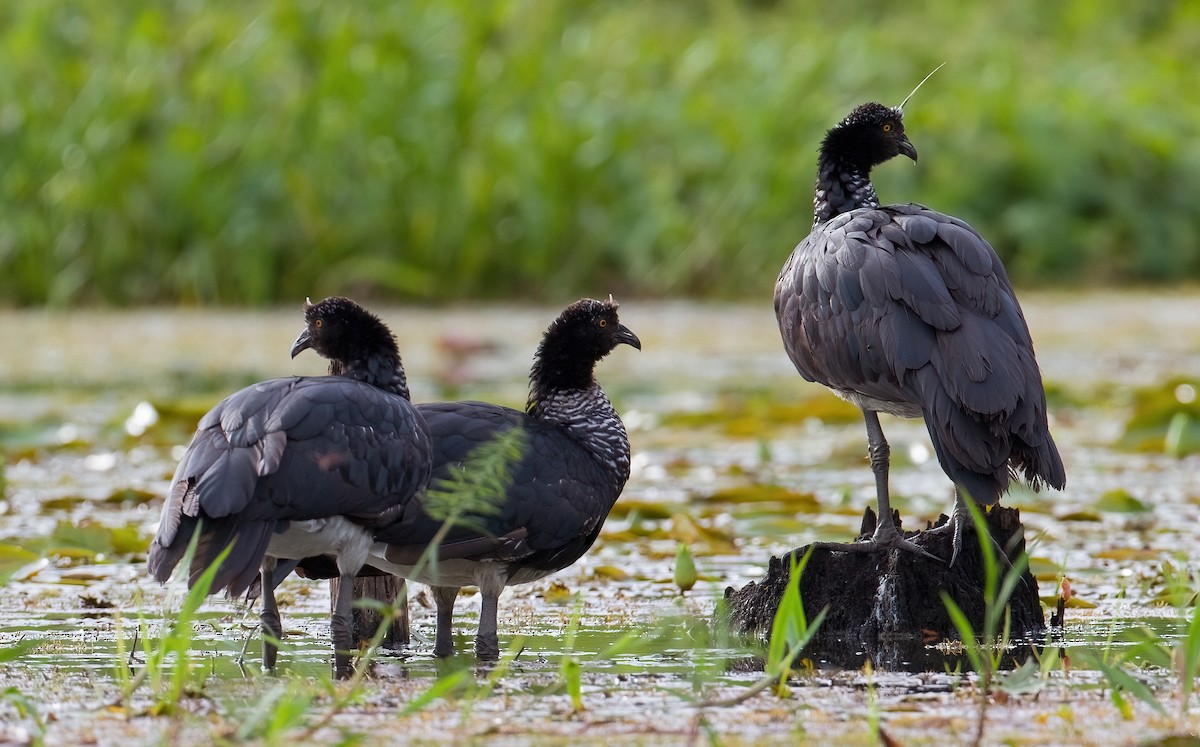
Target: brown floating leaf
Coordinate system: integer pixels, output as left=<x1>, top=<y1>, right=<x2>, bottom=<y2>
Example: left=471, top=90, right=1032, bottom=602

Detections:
left=104, top=487, right=159, bottom=505
left=541, top=580, right=572, bottom=605
left=1056, top=510, right=1102, bottom=522
left=703, top=484, right=820, bottom=509
left=608, top=499, right=678, bottom=521
left=592, top=565, right=630, bottom=581
left=668, top=514, right=738, bottom=555
left=668, top=513, right=702, bottom=544
left=1093, top=547, right=1160, bottom=561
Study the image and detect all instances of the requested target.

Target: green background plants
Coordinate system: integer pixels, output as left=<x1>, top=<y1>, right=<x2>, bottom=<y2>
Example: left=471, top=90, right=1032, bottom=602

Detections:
left=1, top=0, right=1196, bottom=306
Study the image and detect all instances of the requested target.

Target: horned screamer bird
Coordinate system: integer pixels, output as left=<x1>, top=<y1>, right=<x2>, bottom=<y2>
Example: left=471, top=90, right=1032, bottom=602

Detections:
left=147, top=297, right=432, bottom=677
left=773, top=90, right=1065, bottom=565
left=339, top=297, right=640, bottom=660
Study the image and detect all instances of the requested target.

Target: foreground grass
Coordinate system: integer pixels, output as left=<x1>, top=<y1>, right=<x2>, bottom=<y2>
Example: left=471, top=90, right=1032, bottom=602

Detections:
left=1, top=0, right=1197, bottom=305
left=7, top=582, right=1200, bottom=746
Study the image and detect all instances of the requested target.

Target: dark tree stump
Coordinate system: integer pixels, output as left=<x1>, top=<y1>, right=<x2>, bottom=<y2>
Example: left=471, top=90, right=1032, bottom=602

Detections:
left=332, top=575, right=409, bottom=650
left=723, top=506, right=1043, bottom=672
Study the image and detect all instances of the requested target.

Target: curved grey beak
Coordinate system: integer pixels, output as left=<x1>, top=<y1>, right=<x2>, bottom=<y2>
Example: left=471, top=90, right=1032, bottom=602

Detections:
left=290, top=328, right=312, bottom=359
left=615, top=324, right=641, bottom=351
left=898, top=134, right=918, bottom=163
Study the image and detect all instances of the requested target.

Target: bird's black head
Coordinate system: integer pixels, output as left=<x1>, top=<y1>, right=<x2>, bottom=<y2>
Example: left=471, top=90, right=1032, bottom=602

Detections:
left=821, top=102, right=918, bottom=170
left=291, top=296, right=399, bottom=372
left=530, top=297, right=641, bottom=396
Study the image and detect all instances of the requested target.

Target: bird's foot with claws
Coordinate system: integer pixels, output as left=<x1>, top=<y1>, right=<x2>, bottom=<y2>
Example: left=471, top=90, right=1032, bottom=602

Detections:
left=811, top=521, right=943, bottom=563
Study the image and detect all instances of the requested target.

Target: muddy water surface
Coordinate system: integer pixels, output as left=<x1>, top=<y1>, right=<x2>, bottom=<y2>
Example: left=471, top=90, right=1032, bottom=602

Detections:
left=2, top=292, right=1200, bottom=745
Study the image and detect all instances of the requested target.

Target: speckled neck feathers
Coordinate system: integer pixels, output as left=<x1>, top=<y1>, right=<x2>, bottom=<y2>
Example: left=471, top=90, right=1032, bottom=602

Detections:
left=811, top=102, right=909, bottom=227
left=533, top=386, right=631, bottom=487
left=328, top=356, right=410, bottom=400
left=813, top=156, right=879, bottom=226
left=525, top=299, right=634, bottom=487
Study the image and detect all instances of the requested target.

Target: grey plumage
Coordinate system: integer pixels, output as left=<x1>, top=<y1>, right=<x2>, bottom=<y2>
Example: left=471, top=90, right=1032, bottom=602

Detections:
left=775, top=101, right=1064, bottom=560
left=147, top=297, right=432, bottom=676
left=296, top=297, right=641, bottom=660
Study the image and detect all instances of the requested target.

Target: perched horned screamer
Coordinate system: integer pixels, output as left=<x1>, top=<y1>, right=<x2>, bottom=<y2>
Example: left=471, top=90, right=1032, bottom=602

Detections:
left=774, top=69, right=1065, bottom=564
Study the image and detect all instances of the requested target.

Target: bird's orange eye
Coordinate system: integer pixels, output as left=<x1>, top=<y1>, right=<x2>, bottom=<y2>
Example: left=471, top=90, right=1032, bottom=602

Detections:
left=314, top=319, right=323, bottom=329
left=598, top=319, right=607, bottom=328
left=882, top=123, right=892, bottom=133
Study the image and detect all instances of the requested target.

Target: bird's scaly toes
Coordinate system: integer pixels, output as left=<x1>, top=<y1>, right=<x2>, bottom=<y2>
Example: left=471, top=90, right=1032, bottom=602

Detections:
left=809, top=536, right=944, bottom=563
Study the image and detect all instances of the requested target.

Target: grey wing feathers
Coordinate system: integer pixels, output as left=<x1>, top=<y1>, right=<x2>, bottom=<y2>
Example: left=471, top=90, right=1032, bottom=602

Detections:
left=376, top=401, right=620, bottom=574
left=147, top=376, right=431, bottom=595
left=775, top=203, right=1064, bottom=497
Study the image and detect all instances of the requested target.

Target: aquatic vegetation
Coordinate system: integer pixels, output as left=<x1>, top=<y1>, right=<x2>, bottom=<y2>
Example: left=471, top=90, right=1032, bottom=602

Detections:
left=940, top=500, right=1033, bottom=747
left=3, top=298, right=1200, bottom=742
left=1119, top=378, right=1200, bottom=457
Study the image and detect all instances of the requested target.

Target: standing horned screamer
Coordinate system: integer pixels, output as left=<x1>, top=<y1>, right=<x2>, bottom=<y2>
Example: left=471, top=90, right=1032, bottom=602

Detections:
left=288, top=297, right=640, bottom=660
left=147, top=297, right=432, bottom=677
left=363, top=297, right=640, bottom=660
left=773, top=83, right=1065, bottom=564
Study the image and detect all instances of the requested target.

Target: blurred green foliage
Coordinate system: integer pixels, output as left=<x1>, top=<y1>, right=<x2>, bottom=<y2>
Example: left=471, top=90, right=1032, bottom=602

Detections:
left=0, top=0, right=1196, bottom=306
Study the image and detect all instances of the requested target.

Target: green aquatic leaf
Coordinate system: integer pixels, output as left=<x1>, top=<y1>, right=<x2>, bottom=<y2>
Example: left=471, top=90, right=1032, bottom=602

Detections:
left=1165, top=411, right=1200, bottom=458
left=1119, top=379, right=1200, bottom=456
left=1094, top=488, right=1149, bottom=514
left=0, top=545, right=40, bottom=577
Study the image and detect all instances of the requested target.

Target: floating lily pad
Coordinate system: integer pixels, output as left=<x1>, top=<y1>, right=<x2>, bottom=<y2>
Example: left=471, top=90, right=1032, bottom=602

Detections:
left=1057, top=510, right=1103, bottom=522
left=1093, top=547, right=1160, bottom=561
left=660, top=390, right=860, bottom=437
left=609, top=499, right=679, bottom=521
left=541, top=580, right=572, bottom=604
left=602, top=527, right=671, bottom=543
left=41, top=495, right=87, bottom=511
left=592, top=565, right=631, bottom=581
left=1094, top=488, right=1149, bottom=513
left=1119, top=378, right=1200, bottom=456
left=103, top=487, right=159, bottom=506
left=668, top=514, right=738, bottom=555
left=703, top=484, right=820, bottom=509
left=36, top=519, right=149, bottom=561
left=0, top=544, right=40, bottom=578
left=1028, top=556, right=1063, bottom=579
left=47, top=546, right=100, bottom=563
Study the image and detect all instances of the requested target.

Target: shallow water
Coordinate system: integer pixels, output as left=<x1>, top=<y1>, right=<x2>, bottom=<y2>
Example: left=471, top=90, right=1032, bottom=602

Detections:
left=2, top=291, right=1200, bottom=744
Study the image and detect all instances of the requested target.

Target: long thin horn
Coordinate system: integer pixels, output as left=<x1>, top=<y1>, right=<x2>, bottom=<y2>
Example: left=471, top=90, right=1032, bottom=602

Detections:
left=897, top=62, right=946, bottom=113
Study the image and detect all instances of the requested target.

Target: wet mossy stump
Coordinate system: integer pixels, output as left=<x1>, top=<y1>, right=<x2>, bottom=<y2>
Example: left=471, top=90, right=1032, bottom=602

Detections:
left=723, top=506, right=1043, bottom=671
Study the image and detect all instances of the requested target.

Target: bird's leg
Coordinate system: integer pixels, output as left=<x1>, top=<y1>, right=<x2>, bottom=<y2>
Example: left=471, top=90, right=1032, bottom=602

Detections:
left=431, top=585, right=460, bottom=658
left=948, top=490, right=969, bottom=568
left=942, top=490, right=1017, bottom=574
left=471, top=569, right=509, bottom=662
left=864, top=409, right=898, bottom=537
left=330, top=571, right=356, bottom=679
left=813, top=411, right=941, bottom=562
left=863, top=411, right=941, bottom=560
left=475, top=591, right=501, bottom=661
left=259, top=562, right=282, bottom=674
